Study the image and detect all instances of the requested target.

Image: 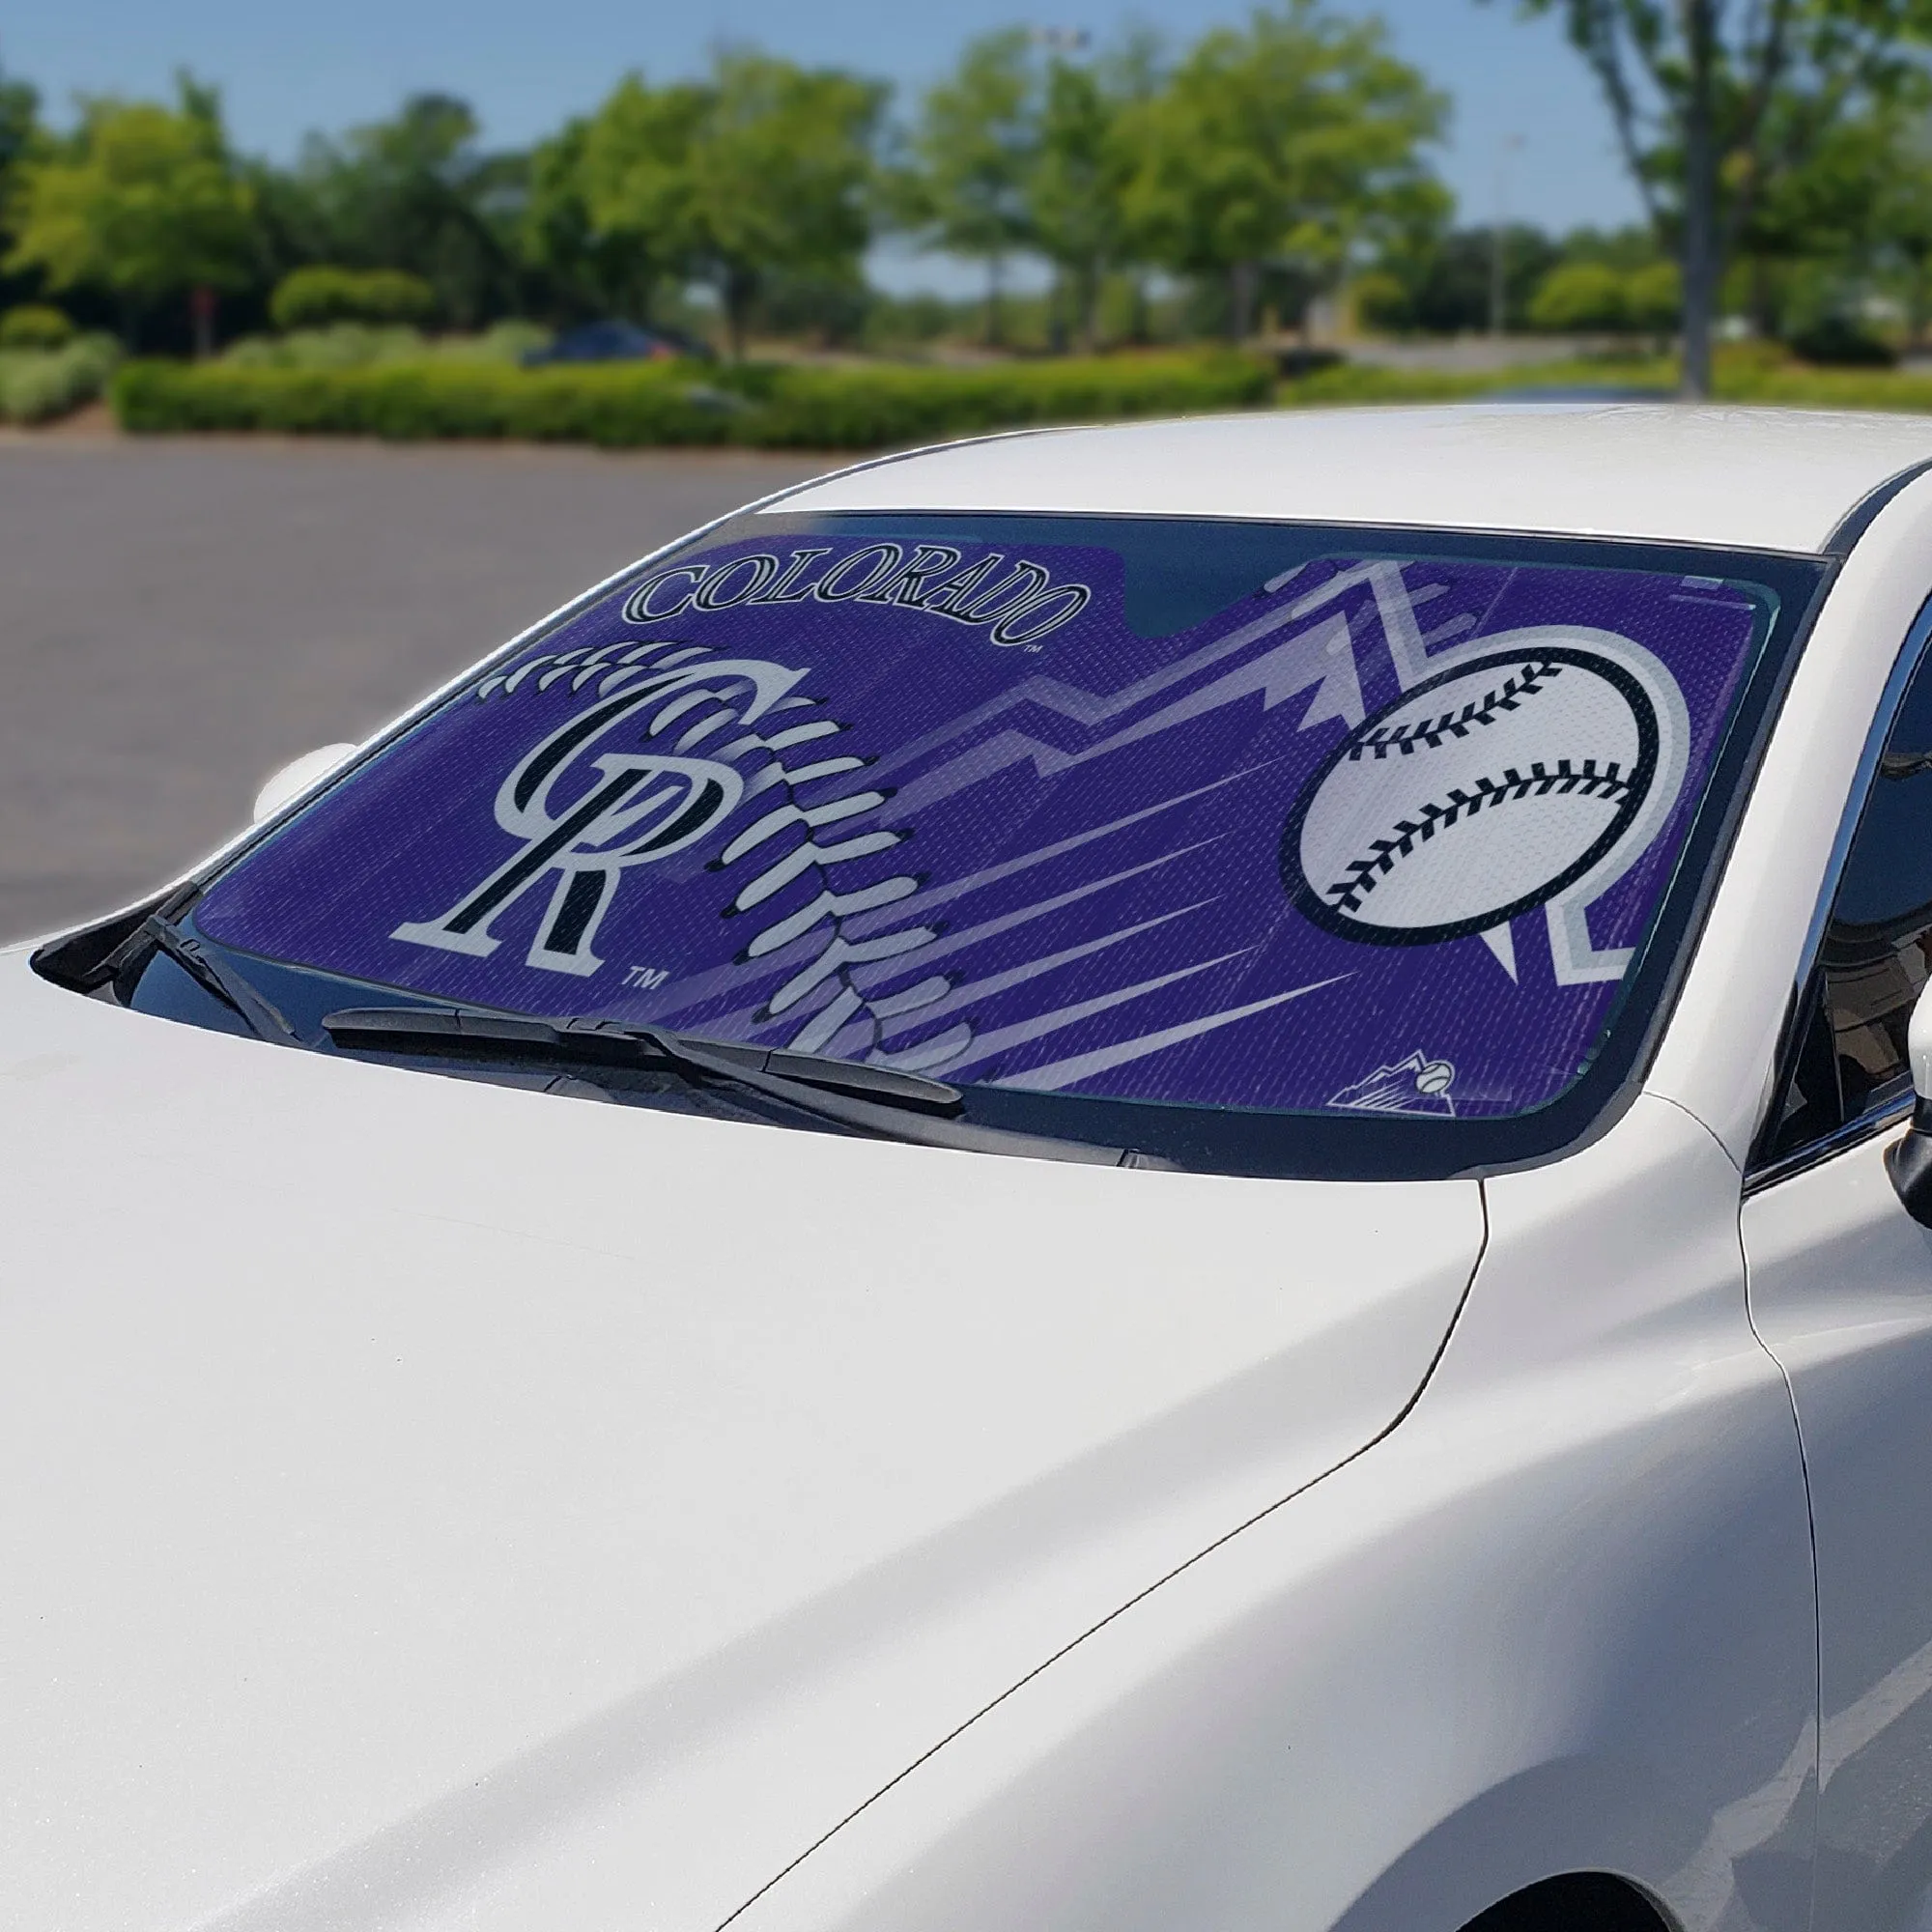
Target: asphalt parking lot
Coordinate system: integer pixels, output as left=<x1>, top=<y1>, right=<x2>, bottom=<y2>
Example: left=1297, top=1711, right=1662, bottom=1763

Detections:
left=0, top=436, right=826, bottom=941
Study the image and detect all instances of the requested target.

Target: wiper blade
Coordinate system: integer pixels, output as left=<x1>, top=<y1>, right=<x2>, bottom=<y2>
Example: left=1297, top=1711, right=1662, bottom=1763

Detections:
left=321, top=1005, right=1169, bottom=1169
left=140, top=916, right=300, bottom=1045
left=324, top=1004, right=961, bottom=1108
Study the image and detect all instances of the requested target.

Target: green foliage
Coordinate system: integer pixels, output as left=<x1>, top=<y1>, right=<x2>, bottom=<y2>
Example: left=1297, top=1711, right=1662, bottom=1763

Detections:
left=1504, top=0, right=1932, bottom=391
left=1787, top=311, right=1899, bottom=364
left=0, top=330, right=120, bottom=422
left=5, top=78, right=254, bottom=325
left=1623, top=259, right=1684, bottom=329
left=1122, top=0, right=1446, bottom=337
left=897, top=30, right=1040, bottom=343
left=221, top=318, right=548, bottom=369
left=269, top=265, right=434, bottom=329
left=110, top=348, right=1271, bottom=447
left=271, top=96, right=525, bottom=330
left=1028, top=40, right=1163, bottom=352
left=1524, top=258, right=1682, bottom=331
left=731, top=350, right=1271, bottom=444
left=0, top=302, right=74, bottom=347
left=580, top=54, right=886, bottom=357
left=1528, top=261, right=1633, bottom=330
left=1364, top=224, right=1563, bottom=333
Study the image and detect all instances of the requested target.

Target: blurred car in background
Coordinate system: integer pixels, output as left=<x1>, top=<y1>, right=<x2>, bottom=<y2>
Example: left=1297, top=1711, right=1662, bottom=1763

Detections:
left=521, top=319, right=711, bottom=366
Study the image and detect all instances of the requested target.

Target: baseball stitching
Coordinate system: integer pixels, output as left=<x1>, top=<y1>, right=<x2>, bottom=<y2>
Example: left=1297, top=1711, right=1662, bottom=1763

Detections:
left=1349, top=662, right=1561, bottom=762
left=1324, top=759, right=1633, bottom=913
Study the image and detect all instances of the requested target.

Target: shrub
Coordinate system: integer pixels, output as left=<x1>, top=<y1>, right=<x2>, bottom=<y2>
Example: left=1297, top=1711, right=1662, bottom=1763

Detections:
left=1623, top=262, right=1683, bottom=332
left=269, top=267, right=437, bottom=332
left=1787, top=313, right=1897, bottom=368
left=0, top=332, right=122, bottom=423
left=222, top=324, right=427, bottom=370
left=221, top=319, right=554, bottom=372
left=1527, top=262, right=1630, bottom=333
left=0, top=303, right=75, bottom=350
left=1350, top=270, right=1412, bottom=333
left=112, top=359, right=737, bottom=444
left=112, top=349, right=1274, bottom=448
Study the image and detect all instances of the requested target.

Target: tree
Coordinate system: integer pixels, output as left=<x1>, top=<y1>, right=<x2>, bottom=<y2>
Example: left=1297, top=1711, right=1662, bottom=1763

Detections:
left=1866, top=111, right=1932, bottom=345
left=6, top=76, right=255, bottom=351
left=1528, top=259, right=1632, bottom=328
left=0, top=58, right=44, bottom=313
left=582, top=54, right=882, bottom=359
left=0, top=59, right=36, bottom=185
left=523, top=103, right=686, bottom=324
left=289, top=95, right=525, bottom=327
left=1029, top=53, right=1134, bottom=351
left=1505, top=0, right=1932, bottom=397
left=901, top=30, right=1039, bottom=344
left=567, top=75, right=712, bottom=327
left=1372, top=223, right=1561, bottom=332
left=1122, top=2, right=1446, bottom=340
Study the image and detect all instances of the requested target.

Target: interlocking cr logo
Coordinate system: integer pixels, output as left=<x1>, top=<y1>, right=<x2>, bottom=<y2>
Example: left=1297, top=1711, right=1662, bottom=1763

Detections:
left=391, top=677, right=777, bottom=978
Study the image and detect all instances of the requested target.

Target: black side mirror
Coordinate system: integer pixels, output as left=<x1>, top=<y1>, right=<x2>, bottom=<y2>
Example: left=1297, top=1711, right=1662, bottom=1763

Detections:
left=1888, top=981, right=1932, bottom=1225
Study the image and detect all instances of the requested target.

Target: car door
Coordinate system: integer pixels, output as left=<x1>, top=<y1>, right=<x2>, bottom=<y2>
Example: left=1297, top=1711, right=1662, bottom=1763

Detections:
left=1742, top=625, right=1932, bottom=1932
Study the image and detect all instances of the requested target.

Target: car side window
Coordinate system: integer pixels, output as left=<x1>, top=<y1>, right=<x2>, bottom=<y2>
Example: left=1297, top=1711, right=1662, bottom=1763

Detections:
left=1761, top=647, right=1932, bottom=1166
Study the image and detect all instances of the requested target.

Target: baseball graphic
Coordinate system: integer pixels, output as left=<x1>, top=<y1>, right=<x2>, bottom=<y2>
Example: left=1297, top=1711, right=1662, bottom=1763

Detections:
left=1282, top=645, right=1661, bottom=947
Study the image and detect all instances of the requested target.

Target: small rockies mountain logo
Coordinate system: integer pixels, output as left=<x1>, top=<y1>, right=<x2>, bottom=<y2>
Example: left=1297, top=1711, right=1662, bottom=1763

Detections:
left=1280, top=645, right=1662, bottom=949
left=1328, top=1051, right=1458, bottom=1116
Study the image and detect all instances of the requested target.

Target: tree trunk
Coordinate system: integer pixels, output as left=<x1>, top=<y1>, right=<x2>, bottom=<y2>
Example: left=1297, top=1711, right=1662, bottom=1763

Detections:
left=724, top=267, right=753, bottom=362
left=1680, top=0, right=1719, bottom=399
left=1077, top=262, right=1100, bottom=355
left=984, top=255, right=1005, bottom=348
left=1230, top=260, right=1259, bottom=342
left=190, top=285, right=215, bottom=361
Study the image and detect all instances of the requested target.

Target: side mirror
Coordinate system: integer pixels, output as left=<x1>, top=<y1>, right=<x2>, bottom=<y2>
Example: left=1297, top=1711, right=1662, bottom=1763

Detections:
left=1889, top=980, right=1932, bottom=1224
left=252, top=743, right=355, bottom=824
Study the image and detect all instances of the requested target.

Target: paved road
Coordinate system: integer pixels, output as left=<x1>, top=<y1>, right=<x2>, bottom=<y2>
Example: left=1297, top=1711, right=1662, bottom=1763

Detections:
left=0, top=437, right=826, bottom=941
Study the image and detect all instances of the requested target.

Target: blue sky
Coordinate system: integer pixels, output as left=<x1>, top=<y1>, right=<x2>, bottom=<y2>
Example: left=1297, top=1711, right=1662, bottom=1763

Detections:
left=2, top=0, right=1643, bottom=288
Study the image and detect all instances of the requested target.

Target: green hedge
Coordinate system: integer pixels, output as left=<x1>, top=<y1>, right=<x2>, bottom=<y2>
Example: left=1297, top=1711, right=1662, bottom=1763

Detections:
left=110, top=350, right=1274, bottom=450
left=0, top=333, right=122, bottom=424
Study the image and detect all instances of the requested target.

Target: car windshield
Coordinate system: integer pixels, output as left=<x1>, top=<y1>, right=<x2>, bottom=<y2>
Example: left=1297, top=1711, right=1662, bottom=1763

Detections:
left=146, top=511, right=1823, bottom=1178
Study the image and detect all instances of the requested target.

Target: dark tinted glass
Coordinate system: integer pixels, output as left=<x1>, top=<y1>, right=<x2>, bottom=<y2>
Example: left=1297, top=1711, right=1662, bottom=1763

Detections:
left=1763, top=644, right=1932, bottom=1161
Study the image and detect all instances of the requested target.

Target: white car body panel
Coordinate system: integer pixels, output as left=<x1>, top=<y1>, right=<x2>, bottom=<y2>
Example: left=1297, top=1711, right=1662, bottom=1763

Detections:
left=727, top=1099, right=1815, bottom=1932
left=0, top=957, right=1480, bottom=1932
left=20, top=404, right=1932, bottom=1931
left=778, top=405, right=1932, bottom=553
left=1745, top=1139, right=1932, bottom=1932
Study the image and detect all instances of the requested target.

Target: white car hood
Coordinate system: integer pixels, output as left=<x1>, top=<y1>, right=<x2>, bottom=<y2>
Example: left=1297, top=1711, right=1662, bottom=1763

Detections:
left=0, top=952, right=1484, bottom=1932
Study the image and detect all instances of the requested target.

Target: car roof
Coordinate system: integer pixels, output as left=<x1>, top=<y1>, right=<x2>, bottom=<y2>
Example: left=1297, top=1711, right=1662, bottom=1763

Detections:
left=771, top=403, right=1932, bottom=556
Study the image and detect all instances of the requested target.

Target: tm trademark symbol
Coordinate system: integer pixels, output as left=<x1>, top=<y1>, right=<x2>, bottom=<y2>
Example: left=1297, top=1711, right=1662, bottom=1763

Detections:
left=624, top=964, right=668, bottom=990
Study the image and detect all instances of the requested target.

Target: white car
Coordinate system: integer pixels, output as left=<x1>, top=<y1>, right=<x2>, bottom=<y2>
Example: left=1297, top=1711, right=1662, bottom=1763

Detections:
left=17, top=404, right=1932, bottom=1932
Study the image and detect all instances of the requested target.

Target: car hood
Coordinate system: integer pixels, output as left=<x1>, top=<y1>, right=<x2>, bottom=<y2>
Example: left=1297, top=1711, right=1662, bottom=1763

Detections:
left=0, top=950, right=1484, bottom=1932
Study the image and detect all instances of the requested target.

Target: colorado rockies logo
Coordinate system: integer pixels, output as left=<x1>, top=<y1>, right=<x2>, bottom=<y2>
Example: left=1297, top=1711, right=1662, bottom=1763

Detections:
left=1281, top=645, right=1662, bottom=948
left=391, top=654, right=806, bottom=977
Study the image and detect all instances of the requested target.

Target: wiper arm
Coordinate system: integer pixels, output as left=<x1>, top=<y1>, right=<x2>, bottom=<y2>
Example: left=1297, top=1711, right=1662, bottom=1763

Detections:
left=321, top=1005, right=1170, bottom=1169
left=139, top=916, right=300, bottom=1045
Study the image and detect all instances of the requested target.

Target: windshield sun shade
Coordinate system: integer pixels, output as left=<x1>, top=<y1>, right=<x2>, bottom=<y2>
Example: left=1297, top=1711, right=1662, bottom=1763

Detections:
left=182, top=512, right=1821, bottom=1177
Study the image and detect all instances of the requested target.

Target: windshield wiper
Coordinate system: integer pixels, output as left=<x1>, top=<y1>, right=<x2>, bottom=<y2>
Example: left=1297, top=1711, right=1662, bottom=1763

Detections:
left=138, top=915, right=301, bottom=1045
left=320, top=1005, right=1170, bottom=1169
